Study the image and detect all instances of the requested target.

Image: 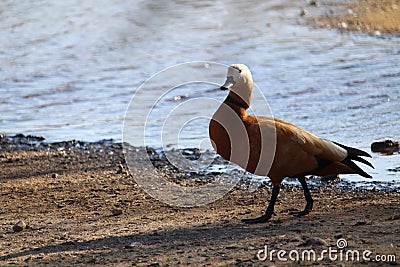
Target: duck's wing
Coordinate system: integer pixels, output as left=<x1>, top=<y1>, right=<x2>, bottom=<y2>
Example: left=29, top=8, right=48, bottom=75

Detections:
left=254, top=117, right=346, bottom=161
left=274, top=118, right=347, bottom=161
left=254, top=117, right=373, bottom=178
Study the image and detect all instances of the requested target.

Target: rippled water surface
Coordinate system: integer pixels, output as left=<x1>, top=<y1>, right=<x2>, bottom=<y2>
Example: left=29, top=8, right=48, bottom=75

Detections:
left=1, top=0, right=399, bottom=183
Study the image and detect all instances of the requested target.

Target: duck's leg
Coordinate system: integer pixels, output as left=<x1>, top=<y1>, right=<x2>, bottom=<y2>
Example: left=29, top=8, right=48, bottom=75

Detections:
left=289, top=176, right=313, bottom=217
left=242, top=184, right=280, bottom=224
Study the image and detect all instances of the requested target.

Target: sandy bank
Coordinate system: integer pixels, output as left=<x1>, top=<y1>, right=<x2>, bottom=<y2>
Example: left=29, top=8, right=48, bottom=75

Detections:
left=310, top=0, right=400, bottom=36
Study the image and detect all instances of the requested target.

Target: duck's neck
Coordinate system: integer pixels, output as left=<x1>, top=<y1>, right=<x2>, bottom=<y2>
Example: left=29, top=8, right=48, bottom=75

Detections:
left=224, top=92, right=249, bottom=117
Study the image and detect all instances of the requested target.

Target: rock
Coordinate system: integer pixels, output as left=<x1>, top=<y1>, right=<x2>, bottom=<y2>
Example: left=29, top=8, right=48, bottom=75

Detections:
left=111, top=208, right=123, bottom=216
left=51, top=173, right=58, bottom=178
left=13, top=221, right=27, bottom=232
left=354, top=221, right=366, bottom=226
left=371, top=140, right=399, bottom=154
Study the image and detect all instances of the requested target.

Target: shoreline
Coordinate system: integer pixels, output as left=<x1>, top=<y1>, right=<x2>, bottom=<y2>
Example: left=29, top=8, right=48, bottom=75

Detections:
left=2, top=133, right=399, bottom=192
left=1, top=133, right=399, bottom=265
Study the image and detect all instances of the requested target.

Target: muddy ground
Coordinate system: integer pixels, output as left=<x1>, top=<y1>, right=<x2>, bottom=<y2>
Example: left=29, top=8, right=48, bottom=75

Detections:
left=0, top=136, right=399, bottom=266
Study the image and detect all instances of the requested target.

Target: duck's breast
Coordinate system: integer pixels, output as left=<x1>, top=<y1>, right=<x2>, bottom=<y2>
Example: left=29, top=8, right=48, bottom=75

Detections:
left=209, top=109, right=276, bottom=177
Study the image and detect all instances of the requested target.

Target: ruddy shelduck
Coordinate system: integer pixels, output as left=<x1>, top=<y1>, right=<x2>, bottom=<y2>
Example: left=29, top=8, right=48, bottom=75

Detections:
left=209, top=64, right=374, bottom=224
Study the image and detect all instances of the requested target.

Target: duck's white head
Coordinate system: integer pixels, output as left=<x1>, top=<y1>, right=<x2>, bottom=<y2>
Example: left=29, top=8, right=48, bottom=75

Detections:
left=220, top=64, right=253, bottom=109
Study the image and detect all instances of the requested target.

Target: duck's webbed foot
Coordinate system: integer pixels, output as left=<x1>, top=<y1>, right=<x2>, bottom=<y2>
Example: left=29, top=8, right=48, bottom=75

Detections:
left=242, top=211, right=277, bottom=224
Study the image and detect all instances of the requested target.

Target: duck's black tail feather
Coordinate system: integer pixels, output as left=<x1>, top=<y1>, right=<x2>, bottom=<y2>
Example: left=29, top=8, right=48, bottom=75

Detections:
left=333, top=141, right=374, bottom=178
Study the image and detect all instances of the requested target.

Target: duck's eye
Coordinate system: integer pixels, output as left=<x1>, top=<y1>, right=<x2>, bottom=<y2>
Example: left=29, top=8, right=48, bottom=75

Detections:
left=232, top=66, right=241, bottom=73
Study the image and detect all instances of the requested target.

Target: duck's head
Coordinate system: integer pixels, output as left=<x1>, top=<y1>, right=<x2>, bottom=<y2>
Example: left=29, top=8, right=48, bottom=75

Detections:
left=220, top=64, right=253, bottom=109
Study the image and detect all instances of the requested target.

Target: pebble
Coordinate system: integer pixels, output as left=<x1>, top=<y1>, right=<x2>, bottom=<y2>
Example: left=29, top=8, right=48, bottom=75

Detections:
left=125, top=241, right=142, bottom=248
left=354, top=221, right=366, bottom=226
left=111, top=208, right=123, bottom=216
left=334, top=233, right=344, bottom=239
left=51, top=173, right=58, bottom=179
left=13, top=221, right=27, bottom=232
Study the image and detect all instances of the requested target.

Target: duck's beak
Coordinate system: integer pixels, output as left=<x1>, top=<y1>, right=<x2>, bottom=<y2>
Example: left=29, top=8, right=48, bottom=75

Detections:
left=220, top=76, right=235, bottom=90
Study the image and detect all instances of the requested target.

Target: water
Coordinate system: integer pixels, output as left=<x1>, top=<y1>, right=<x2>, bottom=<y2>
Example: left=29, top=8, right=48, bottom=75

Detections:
left=1, top=0, right=399, bottom=184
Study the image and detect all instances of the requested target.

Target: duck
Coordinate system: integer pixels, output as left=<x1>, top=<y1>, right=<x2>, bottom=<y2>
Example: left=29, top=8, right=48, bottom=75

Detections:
left=209, top=64, right=374, bottom=224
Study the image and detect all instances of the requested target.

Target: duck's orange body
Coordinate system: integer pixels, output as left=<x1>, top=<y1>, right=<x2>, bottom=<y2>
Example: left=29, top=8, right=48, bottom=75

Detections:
left=210, top=106, right=366, bottom=184
left=209, top=64, right=373, bottom=223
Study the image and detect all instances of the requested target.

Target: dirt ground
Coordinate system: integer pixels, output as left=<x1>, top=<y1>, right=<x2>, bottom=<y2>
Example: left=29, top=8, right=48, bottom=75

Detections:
left=0, top=138, right=399, bottom=266
left=309, top=0, right=400, bottom=36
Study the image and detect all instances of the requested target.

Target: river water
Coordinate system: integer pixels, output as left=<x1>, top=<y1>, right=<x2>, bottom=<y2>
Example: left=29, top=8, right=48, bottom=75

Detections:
left=1, top=0, right=399, bottom=184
